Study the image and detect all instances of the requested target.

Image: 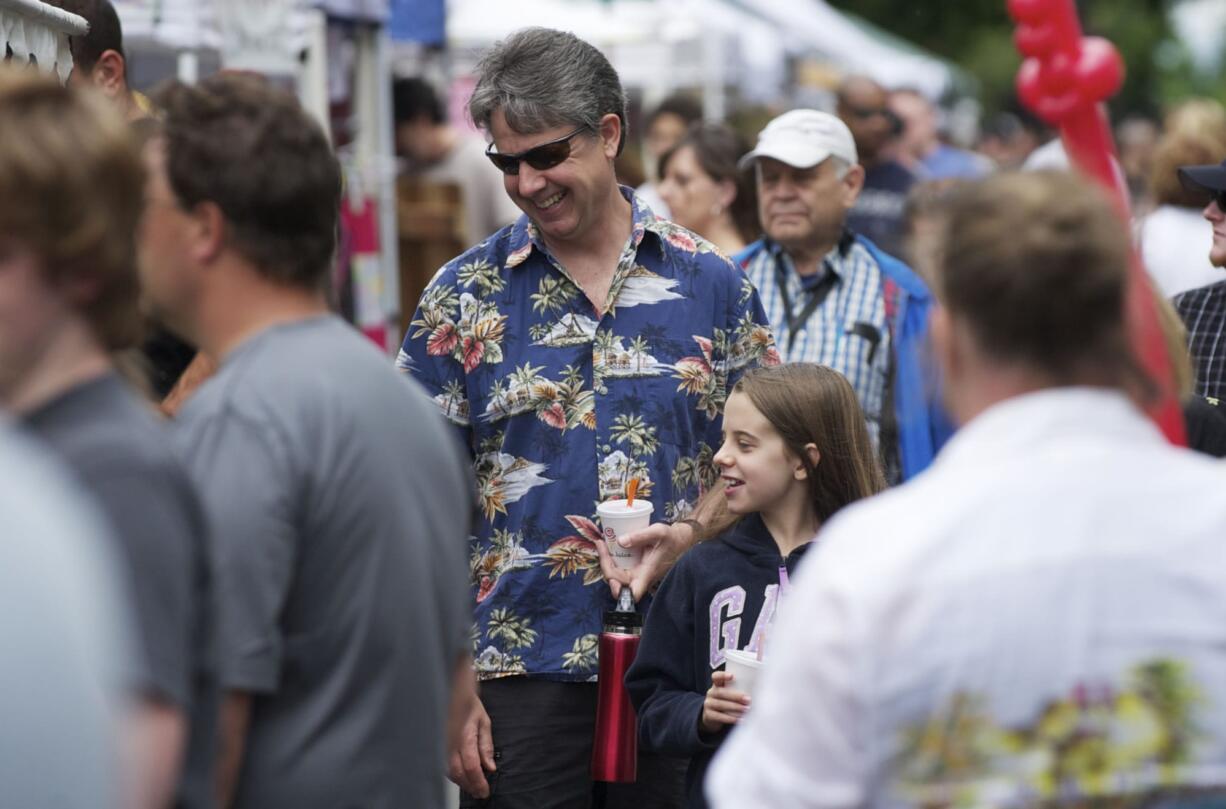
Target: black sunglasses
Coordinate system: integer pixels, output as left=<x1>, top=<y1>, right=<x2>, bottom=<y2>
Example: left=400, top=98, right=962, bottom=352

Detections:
left=486, top=126, right=588, bottom=175
left=844, top=104, right=891, bottom=119
left=1212, top=188, right=1226, bottom=210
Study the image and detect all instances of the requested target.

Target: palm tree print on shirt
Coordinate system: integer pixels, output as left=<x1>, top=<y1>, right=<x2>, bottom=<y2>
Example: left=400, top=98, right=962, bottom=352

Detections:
left=482, top=363, right=596, bottom=432
left=562, top=634, right=600, bottom=676
left=531, top=275, right=579, bottom=316
left=486, top=607, right=539, bottom=650
left=593, top=329, right=669, bottom=383
left=666, top=443, right=719, bottom=521
left=456, top=257, right=506, bottom=296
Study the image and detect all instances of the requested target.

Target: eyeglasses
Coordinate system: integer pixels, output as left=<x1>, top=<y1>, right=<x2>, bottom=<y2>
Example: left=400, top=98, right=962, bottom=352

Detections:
left=485, top=126, right=588, bottom=175
left=1212, top=189, right=1226, bottom=211
left=844, top=104, right=891, bottom=120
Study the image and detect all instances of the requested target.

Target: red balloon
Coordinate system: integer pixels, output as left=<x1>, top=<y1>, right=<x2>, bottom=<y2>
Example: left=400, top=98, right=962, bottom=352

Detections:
left=1009, top=0, right=1185, bottom=446
left=1076, top=37, right=1125, bottom=100
left=1007, top=0, right=1055, bottom=23
left=1015, top=22, right=1058, bottom=58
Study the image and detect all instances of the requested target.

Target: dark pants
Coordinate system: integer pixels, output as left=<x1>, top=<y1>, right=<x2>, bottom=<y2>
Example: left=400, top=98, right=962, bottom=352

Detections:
left=459, top=678, right=687, bottom=809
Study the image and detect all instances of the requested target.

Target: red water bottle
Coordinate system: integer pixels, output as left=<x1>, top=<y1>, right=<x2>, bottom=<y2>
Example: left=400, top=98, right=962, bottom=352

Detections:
left=591, top=590, right=641, bottom=783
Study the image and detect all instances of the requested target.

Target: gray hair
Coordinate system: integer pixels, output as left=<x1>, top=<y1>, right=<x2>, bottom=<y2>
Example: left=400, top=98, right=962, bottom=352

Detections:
left=467, top=27, right=628, bottom=154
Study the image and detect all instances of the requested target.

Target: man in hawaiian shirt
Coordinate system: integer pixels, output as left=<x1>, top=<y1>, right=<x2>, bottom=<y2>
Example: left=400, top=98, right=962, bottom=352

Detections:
left=399, top=26, right=777, bottom=809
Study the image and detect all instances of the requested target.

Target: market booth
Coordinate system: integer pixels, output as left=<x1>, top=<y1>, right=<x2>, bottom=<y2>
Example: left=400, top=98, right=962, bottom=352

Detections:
left=112, top=0, right=402, bottom=352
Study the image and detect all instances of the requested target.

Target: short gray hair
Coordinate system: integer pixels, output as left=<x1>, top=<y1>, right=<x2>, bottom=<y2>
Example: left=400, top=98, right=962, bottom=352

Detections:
left=467, top=28, right=628, bottom=154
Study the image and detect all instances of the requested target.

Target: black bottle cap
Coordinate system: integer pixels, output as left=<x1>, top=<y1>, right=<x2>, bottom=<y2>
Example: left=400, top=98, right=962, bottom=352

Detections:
left=602, top=609, right=643, bottom=631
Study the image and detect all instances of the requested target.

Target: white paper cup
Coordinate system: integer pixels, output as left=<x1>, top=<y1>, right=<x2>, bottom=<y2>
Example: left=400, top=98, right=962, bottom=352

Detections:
left=723, top=649, right=763, bottom=698
left=596, top=498, right=653, bottom=570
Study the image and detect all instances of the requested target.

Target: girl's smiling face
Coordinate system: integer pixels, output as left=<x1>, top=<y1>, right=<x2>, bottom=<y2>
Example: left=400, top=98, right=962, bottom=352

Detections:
left=713, top=390, right=807, bottom=516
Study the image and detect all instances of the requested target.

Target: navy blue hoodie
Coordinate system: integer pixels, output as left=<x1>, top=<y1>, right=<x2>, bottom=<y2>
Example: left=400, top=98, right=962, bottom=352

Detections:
left=625, top=513, right=811, bottom=808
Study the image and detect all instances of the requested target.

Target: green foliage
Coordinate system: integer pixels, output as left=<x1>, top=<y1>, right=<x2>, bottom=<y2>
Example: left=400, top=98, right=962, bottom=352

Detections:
left=825, top=0, right=1221, bottom=119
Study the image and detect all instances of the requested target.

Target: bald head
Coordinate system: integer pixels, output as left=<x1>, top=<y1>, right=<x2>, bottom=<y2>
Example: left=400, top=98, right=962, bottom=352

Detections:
left=839, top=75, right=885, bottom=103
left=837, top=75, right=895, bottom=165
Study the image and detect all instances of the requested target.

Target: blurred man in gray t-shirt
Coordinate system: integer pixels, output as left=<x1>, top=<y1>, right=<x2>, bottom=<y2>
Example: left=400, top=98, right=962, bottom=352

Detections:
left=141, top=73, right=474, bottom=809
left=0, top=425, right=134, bottom=809
left=0, top=68, right=212, bottom=809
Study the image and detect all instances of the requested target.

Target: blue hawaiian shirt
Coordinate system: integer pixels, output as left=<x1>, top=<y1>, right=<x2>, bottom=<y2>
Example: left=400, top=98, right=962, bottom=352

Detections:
left=398, top=188, right=778, bottom=681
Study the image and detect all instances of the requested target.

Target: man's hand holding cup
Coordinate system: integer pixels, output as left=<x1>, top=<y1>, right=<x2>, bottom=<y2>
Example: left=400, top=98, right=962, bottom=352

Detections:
left=594, top=517, right=698, bottom=603
left=594, top=494, right=652, bottom=598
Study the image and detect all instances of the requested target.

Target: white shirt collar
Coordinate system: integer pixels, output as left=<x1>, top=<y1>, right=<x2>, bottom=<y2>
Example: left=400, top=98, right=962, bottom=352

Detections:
left=935, top=387, right=1164, bottom=471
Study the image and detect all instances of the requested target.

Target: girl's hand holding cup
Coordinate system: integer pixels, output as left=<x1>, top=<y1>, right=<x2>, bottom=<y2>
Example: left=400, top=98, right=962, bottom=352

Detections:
left=700, top=670, right=750, bottom=734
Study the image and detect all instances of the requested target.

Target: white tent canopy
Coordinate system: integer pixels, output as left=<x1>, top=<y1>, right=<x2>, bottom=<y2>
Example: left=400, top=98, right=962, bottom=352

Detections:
left=112, top=0, right=386, bottom=51
left=0, top=0, right=86, bottom=81
left=731, top=0, right=954, bottom=97
left=448, top=0, right=650, bottom=48
left=446, top=0, right=960, bottom=106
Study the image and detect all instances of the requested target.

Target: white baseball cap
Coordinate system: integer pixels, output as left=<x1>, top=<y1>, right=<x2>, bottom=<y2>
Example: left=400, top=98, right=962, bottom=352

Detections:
left=738, top=109, right=858, bottom=171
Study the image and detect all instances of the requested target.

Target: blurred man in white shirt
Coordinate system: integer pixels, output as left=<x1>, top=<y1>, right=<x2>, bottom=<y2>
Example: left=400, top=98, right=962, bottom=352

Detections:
left=708, top=171, right=1226, bottom=808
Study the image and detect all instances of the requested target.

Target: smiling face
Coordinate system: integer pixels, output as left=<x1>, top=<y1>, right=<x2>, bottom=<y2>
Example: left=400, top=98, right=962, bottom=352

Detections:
left=490, top=109, right=621, bottom=250
left=713, top=390, right=808, bottom=517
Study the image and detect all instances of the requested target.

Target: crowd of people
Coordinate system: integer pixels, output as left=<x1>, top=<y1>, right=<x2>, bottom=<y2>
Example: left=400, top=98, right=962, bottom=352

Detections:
left=4, top=3, right=1226, bottom=808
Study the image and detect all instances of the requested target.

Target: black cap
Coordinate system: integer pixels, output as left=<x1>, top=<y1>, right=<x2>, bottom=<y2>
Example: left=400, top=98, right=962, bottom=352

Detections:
left=1178, top=159, right=1226, bottom=197
left=602, top=609, right=642, bottom=632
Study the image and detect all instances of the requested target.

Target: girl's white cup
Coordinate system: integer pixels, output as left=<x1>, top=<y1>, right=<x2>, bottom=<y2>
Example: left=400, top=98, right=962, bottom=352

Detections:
left=596, top=498, right=653, bottom=570
left=722, top=648, right=763, bottom=697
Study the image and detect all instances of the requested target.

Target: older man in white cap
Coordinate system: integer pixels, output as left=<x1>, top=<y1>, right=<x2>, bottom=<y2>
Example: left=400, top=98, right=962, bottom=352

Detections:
left=734, top=109, right=949, bottom=482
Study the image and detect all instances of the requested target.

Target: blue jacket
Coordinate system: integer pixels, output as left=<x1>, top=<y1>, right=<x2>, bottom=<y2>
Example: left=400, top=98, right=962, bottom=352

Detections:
left=626, top=514, right=810, bottom=808
left=734, top=235, right=953, bottom=480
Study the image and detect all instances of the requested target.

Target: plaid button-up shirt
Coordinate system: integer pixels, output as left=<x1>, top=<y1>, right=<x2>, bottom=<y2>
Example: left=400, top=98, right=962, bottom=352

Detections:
left=1176, top=280, right=1226, bottom=400
left=740, top=233, right=892, bottom=443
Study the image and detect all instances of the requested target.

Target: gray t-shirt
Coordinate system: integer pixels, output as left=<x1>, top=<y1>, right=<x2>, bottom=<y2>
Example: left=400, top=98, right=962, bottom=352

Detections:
left=24, top=373, right=215, bottom=809
left=0, top=424, right=132, bottom=809
left=174, top=315, right=473, bottom=809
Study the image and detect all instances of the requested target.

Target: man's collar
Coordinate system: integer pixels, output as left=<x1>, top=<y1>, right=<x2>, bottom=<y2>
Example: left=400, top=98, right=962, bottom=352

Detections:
left=767, top=228, right=855, bottom=281
left=506, top=185, right=656, bottom=269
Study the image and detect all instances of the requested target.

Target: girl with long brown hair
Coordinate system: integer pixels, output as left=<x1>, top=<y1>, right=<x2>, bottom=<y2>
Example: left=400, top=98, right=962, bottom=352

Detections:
left=625, top=363, right=885, bottom=809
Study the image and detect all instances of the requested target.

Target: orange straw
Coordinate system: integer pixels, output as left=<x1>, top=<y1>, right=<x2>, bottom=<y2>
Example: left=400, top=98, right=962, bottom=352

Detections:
left=626, top=478, right=639, bottom=508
